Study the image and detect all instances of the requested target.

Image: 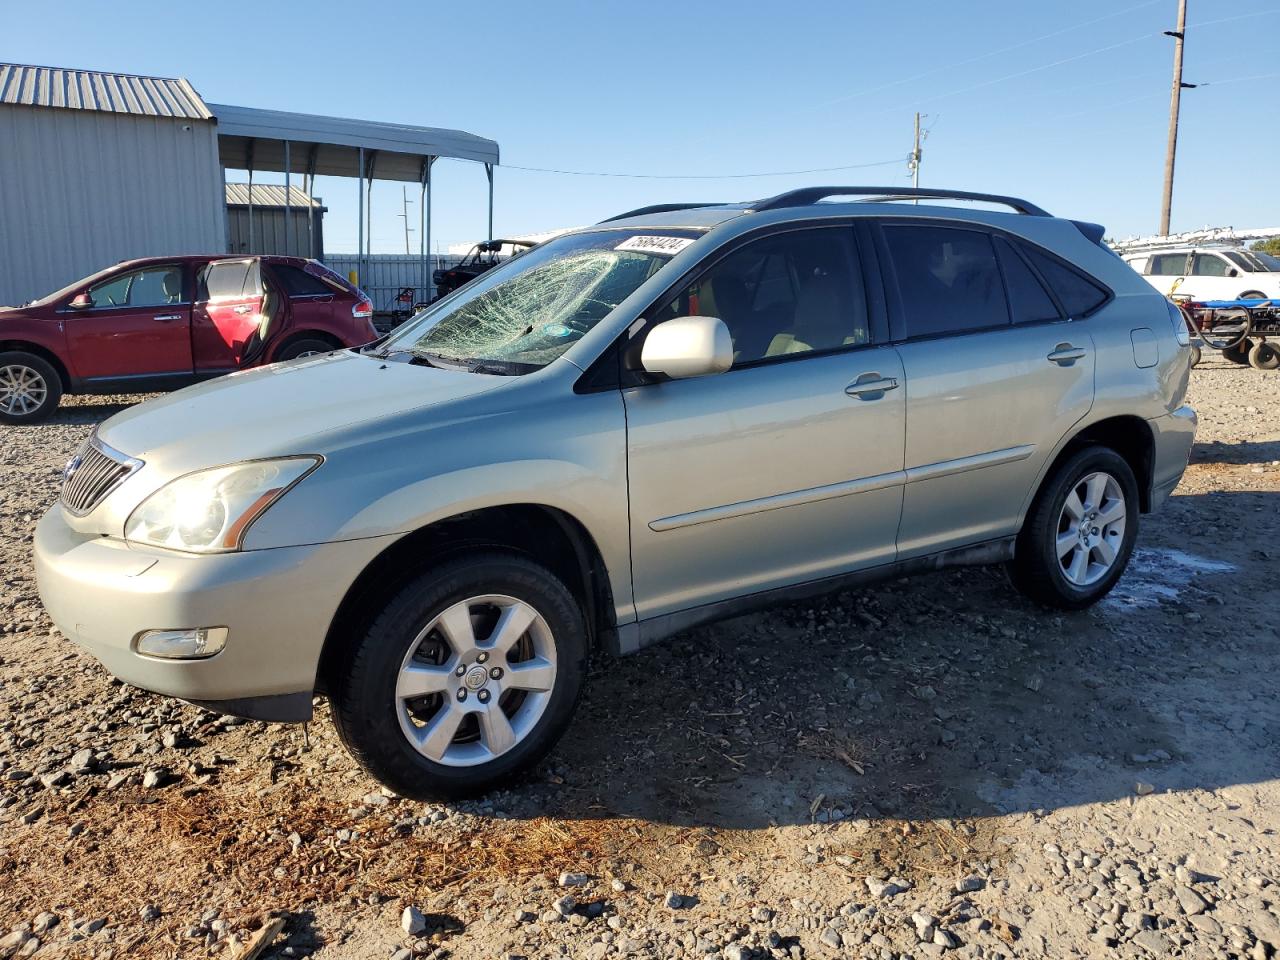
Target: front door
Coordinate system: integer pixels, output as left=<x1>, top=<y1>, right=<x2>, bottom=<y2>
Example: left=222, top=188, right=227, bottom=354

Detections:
left=192, top=259, right=269, bottom=371
left=623, top=225, right=906, bottom=622
left=63, top=263, right=193, bottom=383
left=876, top=222, right=1098, bottom=557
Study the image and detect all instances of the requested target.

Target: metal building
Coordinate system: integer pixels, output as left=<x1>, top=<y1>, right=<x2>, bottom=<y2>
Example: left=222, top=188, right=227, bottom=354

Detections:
left=225, top=183, right=326, bottom=259
left=0, top=62, right=501, bottom=307
left=0, top=63, right=226, bottom=305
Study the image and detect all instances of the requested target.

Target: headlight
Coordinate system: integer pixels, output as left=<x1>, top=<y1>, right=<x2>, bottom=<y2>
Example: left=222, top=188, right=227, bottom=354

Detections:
left=125, top=457, right=320, bottom=553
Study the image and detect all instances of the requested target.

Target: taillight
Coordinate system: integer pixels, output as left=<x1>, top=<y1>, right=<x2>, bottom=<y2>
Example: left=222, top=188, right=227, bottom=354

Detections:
left=352, top=298, right=373, bottom=319
left=1166, top=299, right=1191, bottom=348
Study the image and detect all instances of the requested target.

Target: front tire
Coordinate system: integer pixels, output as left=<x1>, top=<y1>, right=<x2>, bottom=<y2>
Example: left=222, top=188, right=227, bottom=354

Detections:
left=0, top=352, right=62, bottom=424
left=1010, top=446, right=1139, bottom=610
left=330, top=552, right=587, bottom=799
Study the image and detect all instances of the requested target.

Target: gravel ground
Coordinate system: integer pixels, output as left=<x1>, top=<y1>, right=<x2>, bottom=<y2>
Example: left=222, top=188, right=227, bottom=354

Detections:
left=1, top=356, right=1278, bottom=960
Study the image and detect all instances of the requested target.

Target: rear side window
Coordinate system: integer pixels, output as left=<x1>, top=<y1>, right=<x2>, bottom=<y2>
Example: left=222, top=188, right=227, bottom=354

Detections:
left=885, top=225, right=1009, bottom=338
left=994, top=238, right=1060, bottom=324
left=1019, top=245, right=1110, bottom=317
left=199, top=260, right=263, bottom=300
left=272, top=263, right=333, bottom=296
left=1149, top=253, right=1189, bottom=276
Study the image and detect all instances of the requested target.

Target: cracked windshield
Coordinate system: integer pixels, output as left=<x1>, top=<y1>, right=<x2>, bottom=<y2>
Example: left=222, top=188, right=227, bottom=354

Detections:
left=382, top=230, right=699, bottom=372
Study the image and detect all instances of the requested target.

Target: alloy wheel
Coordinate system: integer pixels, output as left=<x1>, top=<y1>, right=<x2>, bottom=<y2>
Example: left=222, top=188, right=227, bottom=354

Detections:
left=0, top=364, right=48, bottom=416
left=1056, top=471, right=1126, bottom=587
left=395, top=595, right=557, bottom=767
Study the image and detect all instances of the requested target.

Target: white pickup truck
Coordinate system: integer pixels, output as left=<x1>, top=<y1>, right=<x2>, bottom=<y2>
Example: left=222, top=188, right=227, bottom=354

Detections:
left=1122, top=246, right=1280, bottom=302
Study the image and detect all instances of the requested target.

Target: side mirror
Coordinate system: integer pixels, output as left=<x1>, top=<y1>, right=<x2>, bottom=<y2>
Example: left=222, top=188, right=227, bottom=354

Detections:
left=1228, top=268, right=1239, bottom=277
left=68, top=292, right=93, bottom=310
left=640, top=316, right=733, bottom=380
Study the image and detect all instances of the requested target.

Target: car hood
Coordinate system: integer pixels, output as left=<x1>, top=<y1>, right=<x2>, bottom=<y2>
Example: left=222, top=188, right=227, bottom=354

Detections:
left=97, top=350, right=508, bottom=468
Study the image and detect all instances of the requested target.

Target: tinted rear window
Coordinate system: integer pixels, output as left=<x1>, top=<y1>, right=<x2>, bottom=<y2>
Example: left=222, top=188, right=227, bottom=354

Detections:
left=272, top=263, right=333, bottom=296
left=885, top=225, right=1009, bottom=338
left=1019, top=245, right=1110, bottom=317
left=995, top=237, right=1060, bottom=324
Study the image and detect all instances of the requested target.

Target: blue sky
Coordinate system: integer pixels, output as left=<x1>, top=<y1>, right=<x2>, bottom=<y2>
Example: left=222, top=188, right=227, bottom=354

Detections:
left=5, top=0, right=1278, bottom=252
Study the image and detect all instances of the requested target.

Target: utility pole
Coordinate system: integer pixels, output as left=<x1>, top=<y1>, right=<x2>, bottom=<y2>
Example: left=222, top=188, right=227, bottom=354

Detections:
left=398, top=185, right=415, bottom=255
left=908, top=112, right=923, bottom=203
left=1160, top=0, right=1195, bottom=236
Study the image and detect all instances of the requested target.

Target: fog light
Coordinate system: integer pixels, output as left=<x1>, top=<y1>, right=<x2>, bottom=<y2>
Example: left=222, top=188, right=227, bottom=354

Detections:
left=134, top=627, right=228, bottom=660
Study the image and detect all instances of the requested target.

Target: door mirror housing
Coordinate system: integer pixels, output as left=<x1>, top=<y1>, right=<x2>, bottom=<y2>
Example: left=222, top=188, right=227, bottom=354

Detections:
left=640, top=316, right=733, bottom=380
left=68, top=292, right=93, bottom=310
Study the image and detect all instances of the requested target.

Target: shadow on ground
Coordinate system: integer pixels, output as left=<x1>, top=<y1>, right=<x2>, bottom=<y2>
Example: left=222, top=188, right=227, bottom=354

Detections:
left=499, top=490, right=1280, bottom=830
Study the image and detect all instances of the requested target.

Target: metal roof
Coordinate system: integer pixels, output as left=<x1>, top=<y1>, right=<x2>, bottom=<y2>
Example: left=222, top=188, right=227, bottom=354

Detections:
left=210, top=103, right=499, bottom=182
left=224, top=182, right=323, bottom=208
left=0, top=62, right=212, bottom=120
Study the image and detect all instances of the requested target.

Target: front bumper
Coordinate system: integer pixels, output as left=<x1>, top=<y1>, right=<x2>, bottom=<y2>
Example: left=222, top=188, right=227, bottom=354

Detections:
left=33, top=507, right=397, bottom=721
left=1148, top=404, right=1197, bottom=508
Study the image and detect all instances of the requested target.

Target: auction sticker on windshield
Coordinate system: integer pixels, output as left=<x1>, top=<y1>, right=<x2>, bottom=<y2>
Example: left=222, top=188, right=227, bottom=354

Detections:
left=615, top=236, right=696, bottom=256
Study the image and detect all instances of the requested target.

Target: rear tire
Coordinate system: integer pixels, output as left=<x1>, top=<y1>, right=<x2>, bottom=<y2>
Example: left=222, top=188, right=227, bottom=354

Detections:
left=0, top=351, right=62, bottom=424
left=1189, top=344, right=1202, bottom=367
left=1239, top=290, right=1266, bottom=301
left=329, top=551, right=587, bottom=799
left=276, top=338, right=336, bottom=362
left=1010, top=446, right=1139, bottom=610
left=1249, top=341, right=1279, bottom=371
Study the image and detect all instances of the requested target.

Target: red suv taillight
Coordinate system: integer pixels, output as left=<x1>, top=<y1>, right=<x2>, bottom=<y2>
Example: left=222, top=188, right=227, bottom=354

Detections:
left=352, top=298, right=373, bottom=319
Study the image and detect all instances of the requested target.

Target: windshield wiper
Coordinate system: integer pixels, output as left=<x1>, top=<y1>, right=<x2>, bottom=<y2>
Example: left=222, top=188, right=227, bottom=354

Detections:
left=459, top=358, right=538, bottom=376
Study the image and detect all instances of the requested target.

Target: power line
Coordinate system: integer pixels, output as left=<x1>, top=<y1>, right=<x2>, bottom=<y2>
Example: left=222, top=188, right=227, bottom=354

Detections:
left=821, top=0, right=1165, bottom=107
left=500, top=157, right=906, bottom=180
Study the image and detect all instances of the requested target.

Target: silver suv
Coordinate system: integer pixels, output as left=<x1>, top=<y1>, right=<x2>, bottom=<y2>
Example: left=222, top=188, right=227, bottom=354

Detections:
left=35, top=187, right=1197, bottom=798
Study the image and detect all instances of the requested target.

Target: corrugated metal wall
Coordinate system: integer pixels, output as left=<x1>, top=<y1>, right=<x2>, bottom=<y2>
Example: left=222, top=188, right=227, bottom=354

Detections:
left=323, top=254, right=463, bottom=311
left=226, top=207, right=325, bottom=259
left=0, top=104, right=226, bottom=305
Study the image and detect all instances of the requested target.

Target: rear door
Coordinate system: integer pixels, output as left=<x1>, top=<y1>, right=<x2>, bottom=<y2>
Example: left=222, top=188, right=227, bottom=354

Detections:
left=877, top=221, right=1098, bottom=558
left=191, top=259, right=268, bottom=371
left=63, top=263, right=193, bottom=383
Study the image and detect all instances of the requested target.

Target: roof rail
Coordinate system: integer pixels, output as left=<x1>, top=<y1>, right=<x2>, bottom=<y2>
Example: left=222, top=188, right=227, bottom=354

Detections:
left=750, top=186, right=1052, bottom=218
left=598, top=202, right=721, bottom=224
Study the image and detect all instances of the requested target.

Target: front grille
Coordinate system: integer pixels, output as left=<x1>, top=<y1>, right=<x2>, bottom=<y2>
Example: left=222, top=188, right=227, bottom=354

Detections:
left=60, top=434, right=142, bottom=516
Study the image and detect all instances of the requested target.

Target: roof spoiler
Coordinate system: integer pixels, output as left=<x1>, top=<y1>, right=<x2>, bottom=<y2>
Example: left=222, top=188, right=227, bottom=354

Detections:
left=1071, top=220, right=1107, bottom=246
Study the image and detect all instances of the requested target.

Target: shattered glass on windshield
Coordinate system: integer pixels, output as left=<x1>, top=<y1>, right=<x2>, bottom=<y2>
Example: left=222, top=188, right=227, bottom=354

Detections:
left=382, top=230, right=700, bottom=373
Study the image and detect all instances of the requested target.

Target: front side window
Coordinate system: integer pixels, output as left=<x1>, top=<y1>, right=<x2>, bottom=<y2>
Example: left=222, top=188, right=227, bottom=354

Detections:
left=885, top=225, right=1009, bottom=338
left=382, top=230, right=696, bottom=373
left=656, top=228, right=868, bottom=365
left=88, top=265, right=183, bottom=308
left=1191, top=253, right=1231, bottom=277
left=1150, top=253, right=1189, bottom=276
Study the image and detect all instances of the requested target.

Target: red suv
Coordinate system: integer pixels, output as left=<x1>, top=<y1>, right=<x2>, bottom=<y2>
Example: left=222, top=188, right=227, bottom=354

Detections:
left=0, top=255, right=377, bottom=422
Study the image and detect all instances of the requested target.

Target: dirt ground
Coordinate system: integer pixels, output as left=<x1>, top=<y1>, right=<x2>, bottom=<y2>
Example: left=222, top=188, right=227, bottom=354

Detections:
left=1, top=356, right=1278, bottom=960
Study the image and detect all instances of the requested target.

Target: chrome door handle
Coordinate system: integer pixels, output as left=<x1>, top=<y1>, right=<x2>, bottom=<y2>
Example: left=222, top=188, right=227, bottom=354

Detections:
left=233, top=305, right=252, bottom=315
left=845, top=375, right=899, bottom=398
left=153, top=313, right=182, bottom=322
left=1047, top=344, right=1087, bottom=365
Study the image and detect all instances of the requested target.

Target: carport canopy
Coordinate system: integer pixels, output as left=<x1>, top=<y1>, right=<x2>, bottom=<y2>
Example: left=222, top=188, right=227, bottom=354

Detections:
left=209, top=102, right=500, bottom=291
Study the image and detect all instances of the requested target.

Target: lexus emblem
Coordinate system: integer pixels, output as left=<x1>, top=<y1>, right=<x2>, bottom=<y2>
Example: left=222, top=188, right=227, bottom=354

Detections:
left=63, top=454, right=83, bottom=483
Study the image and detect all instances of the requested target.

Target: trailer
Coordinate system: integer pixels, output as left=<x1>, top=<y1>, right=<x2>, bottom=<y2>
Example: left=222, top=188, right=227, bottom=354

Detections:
left=1174, top=295, right=1279, bottom=370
